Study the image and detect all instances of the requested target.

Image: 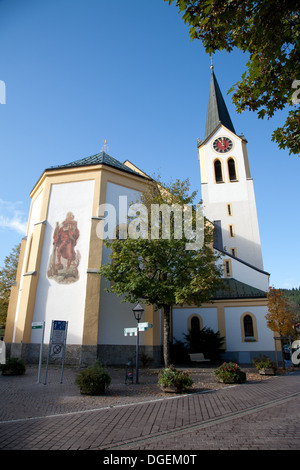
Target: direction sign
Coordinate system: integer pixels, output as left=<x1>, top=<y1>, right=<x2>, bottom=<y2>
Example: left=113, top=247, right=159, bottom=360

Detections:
left=124, top=323, right=153, bottom=335
left=124, top=327, right=137, bottom=336
left=138, top=322, right=153, bottom=331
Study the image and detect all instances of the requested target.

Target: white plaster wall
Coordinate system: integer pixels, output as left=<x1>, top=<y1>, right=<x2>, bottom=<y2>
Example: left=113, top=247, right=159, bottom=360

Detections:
left=105, top=181, right=141, bottom=225
left=224, top=305, right=274, bottom=352
left=201, top=126, right=263, bottom=270
left=216, top=253, right=269, bottom=291
left=98, top=182, right=146, bottom=345
left=31, top=180, right=94, bottom=345
left=172, top=307, right=219, bottom=344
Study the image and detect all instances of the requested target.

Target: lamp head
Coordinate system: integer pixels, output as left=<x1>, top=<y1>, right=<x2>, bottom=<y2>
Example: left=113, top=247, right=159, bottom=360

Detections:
left=132, top=303, right=144, bottom=321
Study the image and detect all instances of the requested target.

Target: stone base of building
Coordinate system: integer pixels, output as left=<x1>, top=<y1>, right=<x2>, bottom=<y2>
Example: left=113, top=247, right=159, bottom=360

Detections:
left=97, top=344, right=162, bottom=367
left=6, top=342, right=163, bottom=367
left=221, top=350, right=277, bottom=364
left=7, top=343, right=278, bottom=367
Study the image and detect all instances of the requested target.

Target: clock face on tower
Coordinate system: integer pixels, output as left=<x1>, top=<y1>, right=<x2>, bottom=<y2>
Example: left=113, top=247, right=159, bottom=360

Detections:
left=213, top=137, right=233, bottom=153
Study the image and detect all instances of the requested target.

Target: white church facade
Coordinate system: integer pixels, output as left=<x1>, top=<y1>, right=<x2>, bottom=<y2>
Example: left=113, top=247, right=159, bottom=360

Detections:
left=5, top=70, right=276, bottom=366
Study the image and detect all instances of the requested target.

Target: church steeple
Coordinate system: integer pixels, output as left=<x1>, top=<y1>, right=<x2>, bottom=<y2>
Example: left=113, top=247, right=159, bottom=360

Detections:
left=205, top=68, right=236, bottom=139
left=198, top=66, right=264, bottom=271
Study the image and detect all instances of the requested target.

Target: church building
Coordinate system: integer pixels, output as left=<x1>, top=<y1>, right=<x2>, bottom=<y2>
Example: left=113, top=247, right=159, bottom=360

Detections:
left=5, top=69, right=275, bottom=366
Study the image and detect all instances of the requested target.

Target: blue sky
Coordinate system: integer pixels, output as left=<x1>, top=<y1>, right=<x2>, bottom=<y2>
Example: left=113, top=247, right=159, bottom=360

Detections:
left=0, top=0, right=299, bottom=289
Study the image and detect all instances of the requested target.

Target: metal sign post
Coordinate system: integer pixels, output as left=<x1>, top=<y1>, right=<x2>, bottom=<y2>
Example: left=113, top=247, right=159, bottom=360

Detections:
left=44, top=320, right=68, bottom=385
left=124, top=322, right=153, bottom=384
left=32, top=322, right=45, bottom=383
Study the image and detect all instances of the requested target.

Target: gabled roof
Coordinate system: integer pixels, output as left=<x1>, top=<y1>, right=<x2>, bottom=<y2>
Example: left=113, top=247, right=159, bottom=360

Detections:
left=204, top=70, right=236, bottom=140
left=212, top=278, right=267, bottom=300
left=46, top=151, right=148, bottom=179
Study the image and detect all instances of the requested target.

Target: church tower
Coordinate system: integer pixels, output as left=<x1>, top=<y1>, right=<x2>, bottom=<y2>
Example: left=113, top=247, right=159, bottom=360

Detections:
left=198, top=67, right=264, bottom=271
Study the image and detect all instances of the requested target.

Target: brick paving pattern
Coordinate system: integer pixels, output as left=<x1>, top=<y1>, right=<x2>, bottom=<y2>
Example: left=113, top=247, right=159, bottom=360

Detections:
left=0, top=365, right=299, bottom=451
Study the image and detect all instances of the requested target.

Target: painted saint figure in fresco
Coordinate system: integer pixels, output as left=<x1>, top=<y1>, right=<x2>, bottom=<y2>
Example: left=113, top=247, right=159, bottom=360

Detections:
left=47, top=212, right=80, bottom=284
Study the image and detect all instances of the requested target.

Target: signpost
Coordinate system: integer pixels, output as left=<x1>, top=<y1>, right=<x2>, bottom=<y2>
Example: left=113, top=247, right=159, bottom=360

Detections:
left=124, top=322, right=153, bottom=383
left=123, top=323, right=153, bottom=336
left=44, top=320, right=68, bottom=385
left=32, top=322, right=45, bottom=383
left=138, top=322, right=153, bottom=331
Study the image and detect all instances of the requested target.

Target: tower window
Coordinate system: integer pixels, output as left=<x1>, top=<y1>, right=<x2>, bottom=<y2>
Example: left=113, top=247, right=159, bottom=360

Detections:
left=223, top=259, right=232, bottom=277
left=230, top=247, right=237, bottom=257
left=227, top=203, right=232, bottom=216
left=228, top=158, right=237, bottom=181
left=229, top=224, right=235, bottom=237
left=214, top=159, right=223, bottom=183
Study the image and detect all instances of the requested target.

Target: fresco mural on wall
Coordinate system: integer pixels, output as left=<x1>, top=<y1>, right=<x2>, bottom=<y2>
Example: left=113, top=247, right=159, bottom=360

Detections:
left=47, top=212, right=80, bottom=284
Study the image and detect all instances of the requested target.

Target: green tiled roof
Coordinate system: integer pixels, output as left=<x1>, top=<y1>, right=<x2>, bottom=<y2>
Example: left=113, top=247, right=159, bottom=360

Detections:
left=212, top=278, right=267, bottom=300
left=47, top=151, right=147, bottom=178
left=205, top=71, right=236, bottom=139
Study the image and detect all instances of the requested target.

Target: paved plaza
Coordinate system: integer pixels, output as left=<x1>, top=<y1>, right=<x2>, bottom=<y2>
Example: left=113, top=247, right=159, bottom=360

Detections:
left=0, top=364, right=299, bottom=454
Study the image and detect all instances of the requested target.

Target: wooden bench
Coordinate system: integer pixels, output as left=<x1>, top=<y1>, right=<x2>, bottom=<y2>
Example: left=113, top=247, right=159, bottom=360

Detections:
left=189, top=353, right=210, bottom=363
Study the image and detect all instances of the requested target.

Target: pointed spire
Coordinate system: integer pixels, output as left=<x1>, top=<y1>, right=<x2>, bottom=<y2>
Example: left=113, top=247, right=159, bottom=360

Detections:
left=204, top=67, right=236, bottom=139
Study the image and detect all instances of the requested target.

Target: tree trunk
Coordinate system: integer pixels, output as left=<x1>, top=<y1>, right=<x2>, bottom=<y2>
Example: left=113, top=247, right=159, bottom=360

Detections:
left=163, top=305, right=171, bottom=367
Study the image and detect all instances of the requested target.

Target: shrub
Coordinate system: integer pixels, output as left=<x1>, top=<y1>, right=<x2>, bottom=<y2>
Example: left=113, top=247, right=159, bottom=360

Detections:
left=214, top=362, right=246, bottom=384
left=253, top=355, right=276, bottom=371
left=184, top=326, right=225, bottom=362
left=75, top=362, right=111, bottom=395
left=158, top=364, right=193, bottom=392
left=0, top=357, right=26, bottom=376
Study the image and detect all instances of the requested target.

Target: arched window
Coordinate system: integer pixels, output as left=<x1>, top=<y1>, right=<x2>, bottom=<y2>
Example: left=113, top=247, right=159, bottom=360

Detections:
left=228, top=158, right=237, bottom=181
left=244, top=315, right=254, bottom=338
left=191, top=316, right=200, bottom=334
left=214, top=159, right=223, bottom=183
left=241, top=313, right=257, bottom=342
left=188, top=315, right=201, bottom=352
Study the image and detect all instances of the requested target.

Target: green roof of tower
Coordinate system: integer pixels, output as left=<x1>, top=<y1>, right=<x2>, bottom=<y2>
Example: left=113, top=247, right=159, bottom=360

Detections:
left=205, top=70, right=236, bottom=139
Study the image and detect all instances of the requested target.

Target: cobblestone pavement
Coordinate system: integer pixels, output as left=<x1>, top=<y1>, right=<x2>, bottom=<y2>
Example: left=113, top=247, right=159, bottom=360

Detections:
left=0, top=365, right=299, bottom=452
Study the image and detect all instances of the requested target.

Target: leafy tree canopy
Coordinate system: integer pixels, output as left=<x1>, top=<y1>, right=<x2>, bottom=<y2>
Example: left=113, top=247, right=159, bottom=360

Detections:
left=99, top=177, right=223, bottom=366
left=266, top=287, right=295, bottom=338
left=0, top=244, right=20, bottom=327
left=165, top=0, right=300, bottom=156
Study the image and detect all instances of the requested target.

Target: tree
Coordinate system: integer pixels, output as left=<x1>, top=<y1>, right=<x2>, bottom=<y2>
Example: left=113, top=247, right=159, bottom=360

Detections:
left=266, top=287, right=295, bottom=338
left=282, top=287, right=300, bottom=325
left=0, top=244, right=20, bottom=327
left=266, top=287, right=295, bottom=367
left=99, top=178, right=223, bottom=367
left=266, top=287, right=294, bottom=336
left=165, top=0, right=300, bottom=156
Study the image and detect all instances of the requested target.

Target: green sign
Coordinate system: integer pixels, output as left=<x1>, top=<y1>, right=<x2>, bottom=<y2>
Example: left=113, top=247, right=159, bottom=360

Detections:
left=32, top=322, right=43, bottom=329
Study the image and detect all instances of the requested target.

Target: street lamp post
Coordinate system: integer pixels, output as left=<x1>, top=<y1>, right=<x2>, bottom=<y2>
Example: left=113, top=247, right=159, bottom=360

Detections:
left=132, top=302, right=144, bottom=384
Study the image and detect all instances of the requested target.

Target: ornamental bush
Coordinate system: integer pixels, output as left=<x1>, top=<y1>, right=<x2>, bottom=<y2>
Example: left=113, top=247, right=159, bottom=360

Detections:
left=214, top=362, right=246, bottom=384
left=184, top=326, right=224, bottom=362
left=253, top=355, right=276, bottom=371
left=75, top=362, right=111, bottom=395
left=158, top=364, right=193, bottom=392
